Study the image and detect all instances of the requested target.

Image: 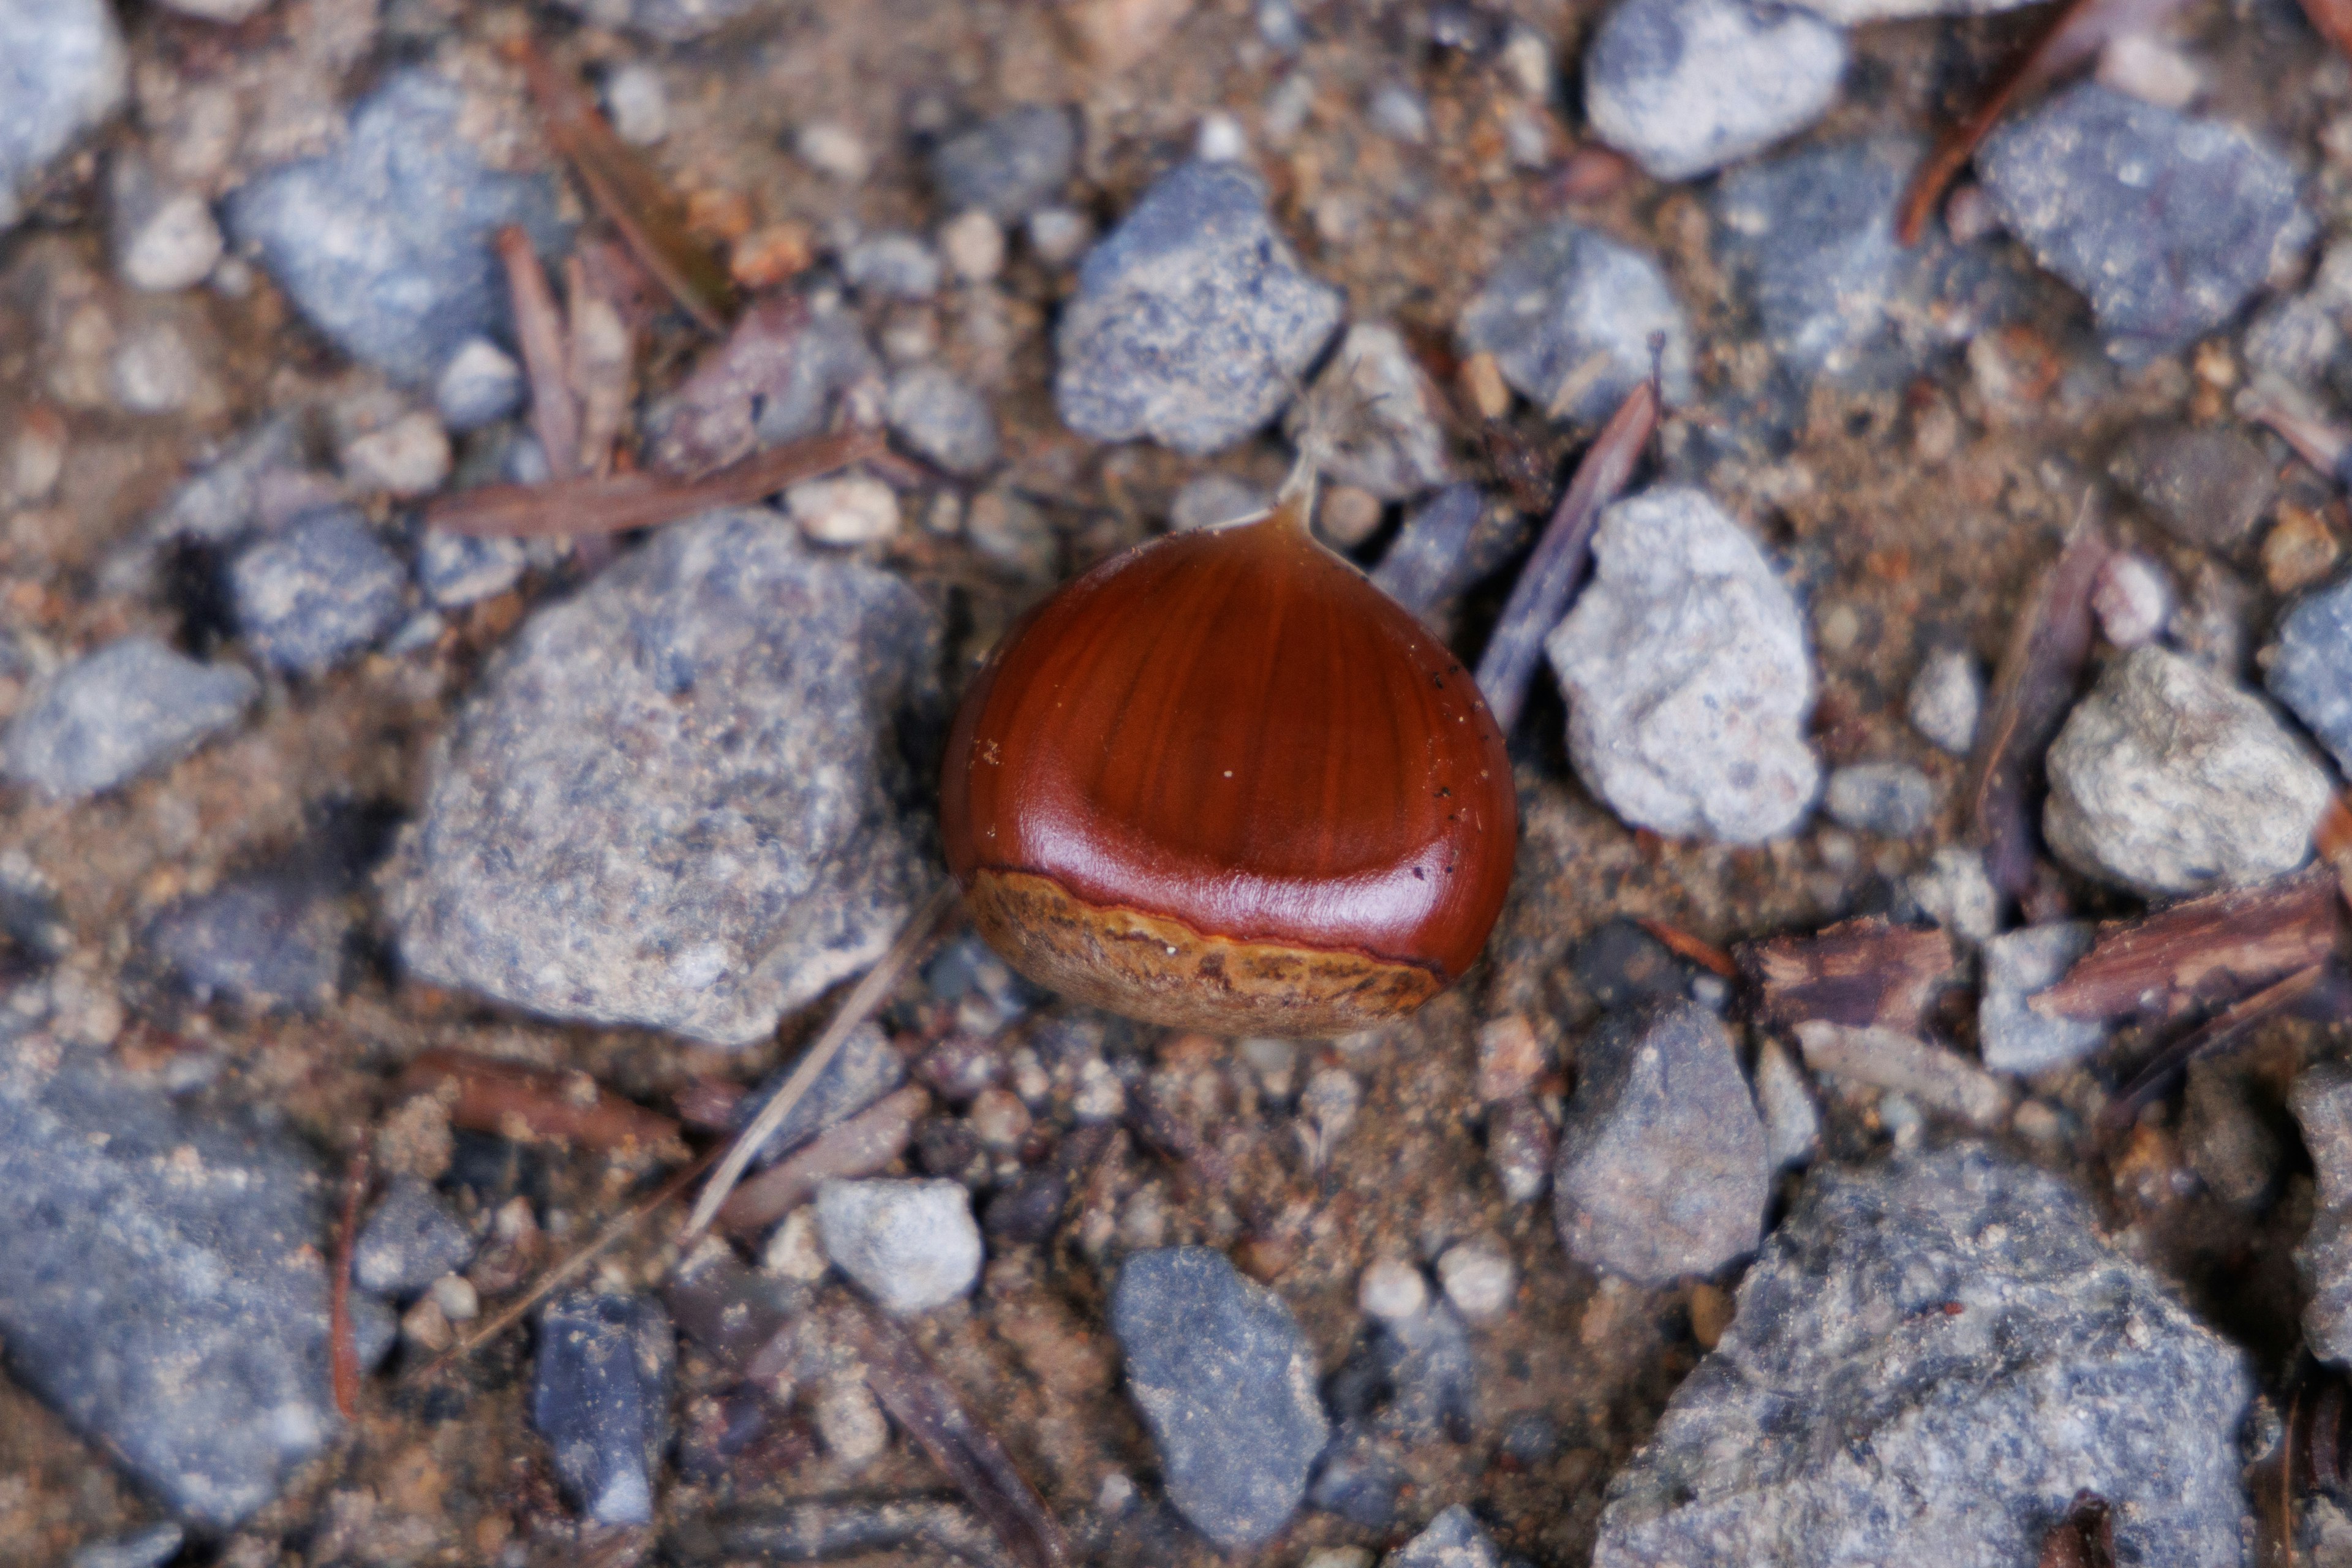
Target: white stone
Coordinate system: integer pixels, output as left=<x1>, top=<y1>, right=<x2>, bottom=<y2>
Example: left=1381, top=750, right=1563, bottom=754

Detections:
left=1357, top=1258, right=1430, bottom=1322
left=797, top=121, right=871, bottom=183
left=1907, top=647, right=1983, bottom=755
left=2090, top=552, right=2171, bottom=649
left=788, top=475, right=901, bottom=546
left=1908, top=846, right=1999, bottom=944
left=815, top=1177, right=982, bottom=1316
left=1754, top=1035, right=1820, bottom=1169
left=110, top=321, right=211, bottom=415
left=940, top=209, right=1006, bottom=282
left=435, top=337, right=524, bottom=432
left=1436, top=1242, right=1515, bottom=1322
left=429, top=1273, right=480, bottom=1322
left=813, top=1373, right=889, bottom=1466
left=341, top=412, right=453, bottom=498
left=761, top=1207, right=831, bottom=1283
left=2095, top=34, right=2203, bottom=110
left=1195, top=111, right=1248, bottom=163
left=115, top=171, right=224, bottom=293
left=605, top=62, right=670, bottom=146
left=1027, top=206, right=1093, bottom=266
left=1585, top=0, right=1847, bottom=183
left=1979, top=922, right=2106, bottom=1076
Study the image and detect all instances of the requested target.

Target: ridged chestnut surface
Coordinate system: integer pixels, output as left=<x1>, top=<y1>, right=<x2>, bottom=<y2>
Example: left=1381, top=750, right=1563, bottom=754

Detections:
left=941, top=494, right=1517, bottom=1036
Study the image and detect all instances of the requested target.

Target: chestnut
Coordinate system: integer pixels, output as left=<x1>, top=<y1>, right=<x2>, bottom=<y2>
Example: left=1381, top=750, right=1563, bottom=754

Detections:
left=940, top=486, right=1517, bottom=1036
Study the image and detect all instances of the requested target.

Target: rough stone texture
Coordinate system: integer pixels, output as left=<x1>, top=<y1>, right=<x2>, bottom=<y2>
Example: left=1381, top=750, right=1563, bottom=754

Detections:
left=1754, top=1035, right=1820, bottom=1169
left=814, top=1177, right=984, bottom=1315
left=887, top=366, right=1000, bottom=475
left=1546, top=486, right=1818, bottom=843
left=1822, top=762, right=1934, bottom=837
left=138, top=871, right=354, bottom=1015
left=1978, top=922, right=2108, bottom=1076
left=1979, top=83, right=2305, bottom=360
left=736, top=1022, right=908, bottom=1169
left=1716, top=138, right=2019, bottom=386
left=2109, top=421, right=2277, bottom=552
left=1289, top=323, right=1453, bottom=499
left=0, top=1039, right=392, bottom=1528
left=1109, top=1246, right=1330, bottom=1550
left=353, top=1177, right=478, bottom=1298
left=2296, top=1061, right=2352, bottom=1366
left=230, top=508, right=408, bottom=676
left=2267, top=574, right=2352, bottom=775
left=930, top=105, right=1078, bottom=220
left=532, top=1292, right=674, bottom=1527
left=3, top=638, right=257, bottom=801
left=1584, top=0, right=1846, bottom=183
left=0, top=0, right=124, bottom=232
left=381, top=510, right=941, bottom=1047
left=1594, top=1144, right=2257, bottom=1567
left=1054, top=160, right=1343, bottom=455
left=1552, top=1001, right=1769, bottom=1285
left=1387, top=1504, right=1503, bottom=1567
left=1456, top=220, right=1693, bottom=424
left=416, top=529, right=527, bottom=611
left=1907, top=647, right=1982, bottom=754
left=226, top=70, right=566, bottom=385
left=2044, top=646, right=2331, bottom=896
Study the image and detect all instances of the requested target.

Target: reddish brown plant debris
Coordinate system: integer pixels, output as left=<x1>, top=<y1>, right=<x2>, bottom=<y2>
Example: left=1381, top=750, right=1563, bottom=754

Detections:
left=647, top=293, right=813, bottom=477
left=2319, top=794, right=2352, bottom=908
left=1635, top=916, right=1740, bottom=980
left=1742, top=918, right=1958, bottom=1034
left=2101, top=963, right=2335, bottom=1129
left=398, top=1049, right=684, bottom=1156
left=498, top=224, right=582, bottom=484
left=2031, top=869, right=2344, bottom=1023
left=2038, top=1490, right=2116, bottom=1568
left=330, top=1147, right=369, bottom=1422
left=713, top=1084, right=930, bottom=1237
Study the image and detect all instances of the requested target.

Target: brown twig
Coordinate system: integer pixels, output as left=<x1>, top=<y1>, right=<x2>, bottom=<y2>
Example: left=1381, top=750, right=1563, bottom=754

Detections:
left=498, top=224, right=582, bottom=484
left=424, top=426, right=886, bottom=538
left=2037, top=1490, right=2116, bottom=1568
left=1896, top=0, right=2192, bottom=246
left=330, top=1146, right=369, bottom=1422
left=1635, top=916, right=1740, bottom=980
left=2031, top=870, right=2343, bottom=1023
left=514, top=37, right=737, bottom=334
left=715, top=1084, right=930, bottom=1237
left=1474, top=372, right=1659, bottom=733
left=1741, top=919, right=1956, bottom=1033
left=682, top=883, right=960, bottom=1242
left=2100, top=963, right=2333, bottom=1129
left=399, top=1049, right=684, bottom=1156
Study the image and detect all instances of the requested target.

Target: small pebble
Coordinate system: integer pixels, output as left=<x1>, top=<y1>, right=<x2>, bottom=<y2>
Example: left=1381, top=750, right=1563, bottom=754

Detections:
left=930, top=106, right=1077, bottom=221
left=2265, top=574, right=2352, bottom=775
left=1796, top=1021, right=2013, bottom=1129
left=967, top=1086, right=1031, bottom=1150
left=69, top=1523, right=184, bottom=1568
left=1754, top=1035, right=1820, bottom=1169
left=112, top=157, right=224, bottom=293
left=111, top=320, right=213, bottom=415
left=1457, top=220, right=1693, bottom=423
left=1359, top=1257, right=1430, bottom=1322
left=788, top=475, right=902, bottom=545
left=1907, top=647, right=1983, bottom=755
left=763, top=1208, right=831, bottom=1283
left=813, top=1373, right=889, bottom=1468
left=341, top=411, right=453, bottom=498
left=2090, top=552, right=2172, bottom=647
left=1489, top=1098, right=1556, bottom=1203
left=815, top=1177, right=984, bottom=1316
left=416, top=529, right=526, bottom=609
left=435, top=338, right=524, bottom=432
left=797, top=121, right=872, bottom=183
left=1977, top=922, right=2105, bottom=1075
left=2095, top=34, right=2202, bottom=111
left=429, top=1273, right=480, bottom=1322
left=533, top=1292, right=674, bottom=1527
left=1170, top=473, right=1270, bottom=532
left=1027, top=206, right=1092, bottom=265
left=1585, top=0, right=1846, bottom=181
left=401, top=1296, right=453, bottom=1353
left=886, top=366, right=999, bottom=475
left=843, top=232, right=941, bottom=300
left=1475, top=1014, right=1547, bottom=1104
left=605, top=62, right=670, bottom=146
left=940, top=209, right=1006, bottom=281
left=1368, top=83, right=1430, bottom=145
left=230, top=508, right=408, bottom=676
left=1907, top=845, right=1999, bottom=944
left=1195, top=111, right=1248, bottom=162
left=3, top=638, right=256, bottom=801
left=1822, top=763, right=1935, bottom=838
left=1436, top=1242, right=1515, bottom=1322
left=2263, top=503, right=2340, bottom=594
left=354, top=1176, right=477, bottom=1297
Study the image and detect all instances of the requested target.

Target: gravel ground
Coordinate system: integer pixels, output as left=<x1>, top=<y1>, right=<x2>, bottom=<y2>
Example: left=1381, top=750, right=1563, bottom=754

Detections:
left=6, top=0, right=2352, bottom=1565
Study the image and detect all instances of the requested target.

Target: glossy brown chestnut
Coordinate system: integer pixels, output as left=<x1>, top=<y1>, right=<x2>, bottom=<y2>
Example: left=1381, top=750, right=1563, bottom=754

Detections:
left=940, top=490, right=1517, bottom=1036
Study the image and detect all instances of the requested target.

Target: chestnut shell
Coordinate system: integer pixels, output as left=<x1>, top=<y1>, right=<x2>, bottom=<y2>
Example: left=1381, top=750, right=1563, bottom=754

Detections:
left=941, top=501, right=1517, bottom=1035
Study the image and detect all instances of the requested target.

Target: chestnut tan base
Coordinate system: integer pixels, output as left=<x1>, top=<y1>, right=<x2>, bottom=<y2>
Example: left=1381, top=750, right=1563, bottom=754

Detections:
left=963, top=869, right=1447, bottom=1038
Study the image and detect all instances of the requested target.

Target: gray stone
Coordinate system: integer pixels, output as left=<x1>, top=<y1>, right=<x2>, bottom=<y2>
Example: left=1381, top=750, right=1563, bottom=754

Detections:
left=930, top=106, right=1077, bottom=221
left=1754, top=1035, right=1820, bottom=1170
left=887, top=366, right=999, bottom=475
left=68, top=1523, right=185, bottom=1568
left=1979, top=82, right=2305, bottom=360
left=3, top=638, right=257, bottom=801
left=2044, top=646, right=2331, bottom=896
left=1055, top=160, right=1343, bottom=455
left=2296, top=1061, right=2352, bottom=1366
left=110, top=154, right=222, bottom=294
left=380, top=509, right=941, bottom=1048
left=435, top=337, right=526, bottom=433
left=141, top=417, right=306, bottom=549
left=814, top=1177, right=984, bottom=1315
left=1546, top=486, right=1817, bottom=843
left=416, top=528, right=527, bottom=610
left=1786, top=0, right=2032, bottom=19
left=230, top=508, right=407, bottom=676
left=843, top=231, right=941, bottom=301
left=550, top=0, right=760, bottom=39
left=1388, top=1504, right=1502, bottom=1567
left=648, top=309, right=881, bottom=471
left=1978, top=922, right=2107, bottom=1076
left=139, top=872, right=353, bottom=1016
left=0, top=0, right=124, bottom=232
left=2183, top=1057, right=2281, bottom=1208
left=2267, top=575, right=2352, bottom=776
left=1908, top=845, right=2000, bottom=945
left=1457, top=220, right=1692, bottom=424
left=1795, top=1021, right=2014, bottom=1128
left=1717, top=138, right=2018, bottom=386
left=1594, top=1144, right=2257, bottom=1567
left=226, top=71, right=566, bottom=385
left=1907, top=647, right=1982, bottom=755
left=1584, top=0, right=1845, bottom=183
left=736, top=1022, right=908, bottom=1170
left=533, top=1292, right=674, bottom=1527
left=2109, top=421, right=2275, bottom=552
left=1553, top=1001, right=1768, bottom=1285
left=353, top=1177, right=477, bottom=1298
left=1823, top=762, right=1934, bottom=837
left=1289, top=323, right=1453, bottom=499
left=1109, top=1246, right=1330, bottom=1550
left=0, top=1039, right=394, bottom=1527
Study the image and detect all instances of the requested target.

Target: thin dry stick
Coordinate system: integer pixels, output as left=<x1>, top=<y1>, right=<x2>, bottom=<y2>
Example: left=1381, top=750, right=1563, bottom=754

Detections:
left=497, top=225, right=581, bottom=483
left=329, top=1147, right=369, bottom=1420
left=681, top=883, right=960, bottom=1242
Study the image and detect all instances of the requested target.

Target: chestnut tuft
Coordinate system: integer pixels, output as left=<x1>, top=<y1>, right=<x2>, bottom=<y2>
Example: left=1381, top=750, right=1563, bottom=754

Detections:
left=940, top=486, right=1517, bottom=1036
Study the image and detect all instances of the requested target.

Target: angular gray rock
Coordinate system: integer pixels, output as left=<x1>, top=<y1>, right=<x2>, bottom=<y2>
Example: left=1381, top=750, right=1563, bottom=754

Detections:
left=3, top=638, right=257, bottom=801
left=381, top=509, right=941, bottom=1047
left=1546, top=486, right=1817, bottom=842
left=931, top=105, right=1078, bottom=221
left=1456, top=220, right=1692, bottom=424
left=227, top=70, right=566, bottom=385
left=2109, top=421, right=2276, bottom=553
left=1387, top=1504, right=1502, bottom=1567
left=416, top=528, right=527, bottom=611
left=230, top=508, right=409, bottom=676
left=887, top=366, right=1000, bottom=476
left=353, top=1177, right=477, bottom=1298
left=1553, top=1001, right=1769, bottom=1285
left=813, top=1177, right=984, bottom=1315
left=1054, top=160, right=1343, bottom=455
left=1822, top=761, right=1934, bottom=837
left=138, top=870, right=353, bottom=1016
left=1109, top=1246, right=1330, bottom=1550
left=0, top=0, right=125, bottom=232
left=1979, top=83, right=2305, bottom=360
left=533, top=1292, right=674, bottom=1527
left=2267, top=575, right=2352, bottom=777
left=2043, top=646, right=2331, bottom=896
left=1907, top=647, right=1982, bottom=755
left=1584, top=0, right=1846, bottom=183
left=1594, top=1144, right=2257, bottom=1566
left=0, top=1039, right=393, bottom=1527
left=1978, top=922, right=2107, bottom=1076
left=2294, top=1061, right=2352, bottom=1366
